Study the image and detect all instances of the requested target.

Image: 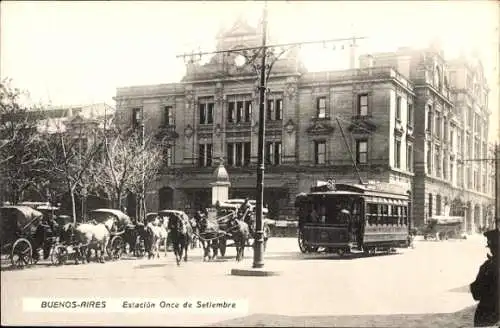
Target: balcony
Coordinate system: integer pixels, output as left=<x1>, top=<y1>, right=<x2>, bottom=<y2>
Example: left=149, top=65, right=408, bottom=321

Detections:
left=348, top=115, right=377, bottom=134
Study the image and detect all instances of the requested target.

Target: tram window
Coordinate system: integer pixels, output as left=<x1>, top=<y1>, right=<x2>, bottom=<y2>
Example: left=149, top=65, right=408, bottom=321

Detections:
left=390, top=205, right=398, bottom=225
left=367, top=203, right=378, bottom=225
left=381, top=204, right=389, bottom=225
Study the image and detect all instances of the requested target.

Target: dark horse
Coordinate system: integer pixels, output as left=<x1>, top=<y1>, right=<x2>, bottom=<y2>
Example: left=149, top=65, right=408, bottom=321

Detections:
left=197, top=214, right=220, bottom=261
left=226, top=216, right=250, bottom=262
left=33, top=217, right=59, bottom=261
left=167, top=213, right=192, bottom=266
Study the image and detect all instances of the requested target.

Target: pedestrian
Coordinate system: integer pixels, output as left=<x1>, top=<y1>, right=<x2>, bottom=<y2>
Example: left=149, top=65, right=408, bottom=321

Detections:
left=470, top=228, right=499, bottom=327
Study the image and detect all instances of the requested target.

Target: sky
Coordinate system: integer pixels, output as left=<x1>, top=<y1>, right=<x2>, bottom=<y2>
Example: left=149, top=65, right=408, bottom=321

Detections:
left=1, top=0, right=499, bottom=140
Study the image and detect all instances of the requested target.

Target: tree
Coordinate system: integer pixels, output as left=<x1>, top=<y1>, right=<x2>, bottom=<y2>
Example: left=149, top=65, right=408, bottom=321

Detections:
left=39, top=120, right=102, bottom=223
left=129, top=133, right=163, bottom=219
left=92, top=127, right=162, bottom=213
left=0, top=78, right=46, bottom=204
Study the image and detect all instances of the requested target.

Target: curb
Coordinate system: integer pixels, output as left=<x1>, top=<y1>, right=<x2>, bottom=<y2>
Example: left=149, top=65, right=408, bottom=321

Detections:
left=230, top=268, right=282, bottom=277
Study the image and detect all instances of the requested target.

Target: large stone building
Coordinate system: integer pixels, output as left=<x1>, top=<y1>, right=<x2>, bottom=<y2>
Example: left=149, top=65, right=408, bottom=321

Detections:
left=115, top=19, right=415, bottom=220
left=115, top=19, right=495, bottom=231
left=360, top=43, right=496, bottom=231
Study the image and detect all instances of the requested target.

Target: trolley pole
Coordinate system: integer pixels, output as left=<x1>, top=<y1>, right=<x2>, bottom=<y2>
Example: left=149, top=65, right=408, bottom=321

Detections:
left=253, top=1, right=268, bottom=269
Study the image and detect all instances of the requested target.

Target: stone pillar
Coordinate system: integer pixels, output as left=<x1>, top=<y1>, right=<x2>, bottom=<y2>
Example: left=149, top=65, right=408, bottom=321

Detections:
left=210, top=159, right=231, bottom=205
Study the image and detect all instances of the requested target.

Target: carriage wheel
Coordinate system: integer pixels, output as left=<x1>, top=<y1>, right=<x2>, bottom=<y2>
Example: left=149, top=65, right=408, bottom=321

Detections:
left=298, top=230, right=308, bottom=253
left=11, top=238, right=33, bottom=268
left=109, top=236, right=124, bottom=260
left=219, top=238, right=227, bottom=257
left=50, top=245, right=67, bottom=265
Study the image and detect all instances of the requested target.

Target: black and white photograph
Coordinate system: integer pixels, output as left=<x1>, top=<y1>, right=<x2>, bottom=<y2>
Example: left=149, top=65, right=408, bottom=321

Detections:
left=1, top=1, right=499, bottom=327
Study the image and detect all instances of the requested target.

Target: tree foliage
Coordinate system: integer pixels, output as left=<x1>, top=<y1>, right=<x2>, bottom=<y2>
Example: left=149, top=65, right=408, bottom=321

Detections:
left=92, top=127, right=163, bottom=211
left=38, top=121, right=103, bottom=221
left=0, top=78, right=46, bottom=203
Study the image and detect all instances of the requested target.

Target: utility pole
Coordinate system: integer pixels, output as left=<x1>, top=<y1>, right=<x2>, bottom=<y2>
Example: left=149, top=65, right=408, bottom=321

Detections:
left=176, top=2, right=366, bottom=269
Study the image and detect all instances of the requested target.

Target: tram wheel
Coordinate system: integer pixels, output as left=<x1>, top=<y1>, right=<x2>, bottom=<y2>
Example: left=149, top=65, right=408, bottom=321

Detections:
left=298, top=231, right=308, bottom=253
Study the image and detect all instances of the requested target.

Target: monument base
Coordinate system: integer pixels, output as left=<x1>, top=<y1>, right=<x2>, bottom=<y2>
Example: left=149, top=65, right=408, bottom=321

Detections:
left=230, top=267, right=282, bottom=277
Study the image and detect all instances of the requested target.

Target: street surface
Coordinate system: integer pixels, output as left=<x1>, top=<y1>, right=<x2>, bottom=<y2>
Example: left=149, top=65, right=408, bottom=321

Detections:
left=1, top=236, right=489, bottom=326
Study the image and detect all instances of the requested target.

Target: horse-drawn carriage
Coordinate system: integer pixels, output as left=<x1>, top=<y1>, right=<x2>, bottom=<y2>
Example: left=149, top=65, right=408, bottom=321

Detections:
left=200, top=201, right=271, bottom=258
left=0, top=205, right=53, bottom=268
left=88, top=209, right=130, bottom=260
left=423, top=216, right=465, bottom=241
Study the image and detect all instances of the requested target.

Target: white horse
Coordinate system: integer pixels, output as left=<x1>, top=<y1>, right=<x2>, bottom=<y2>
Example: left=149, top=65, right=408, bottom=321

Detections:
left=75, top=217, right=115, bottom=263
left=146, top=217, right=168, bottom=258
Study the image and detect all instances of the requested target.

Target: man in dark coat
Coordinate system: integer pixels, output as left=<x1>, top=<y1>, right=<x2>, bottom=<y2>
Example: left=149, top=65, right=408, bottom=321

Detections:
left=470, top=228, right=499, bottom=327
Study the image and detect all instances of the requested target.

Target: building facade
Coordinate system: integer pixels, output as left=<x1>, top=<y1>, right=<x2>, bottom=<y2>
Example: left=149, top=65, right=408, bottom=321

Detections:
left=115, top=20, right=415, bottom=220
left=360, top=42, right=495, bottom=231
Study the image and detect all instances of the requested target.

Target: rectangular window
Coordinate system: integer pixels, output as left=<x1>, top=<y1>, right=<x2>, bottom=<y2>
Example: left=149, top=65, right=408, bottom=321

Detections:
left=132, top=107, right=142, bottom=128
left=235, top=143, right=243, bottom=167
left=199, top=103, right=206, bottom=124
left=317, top=97, right=326, bottom=118
left=265, top=141, right=282, bottom=165
left=407, top=103, right=413, bottom=126
left=226, top=143, right=234, bottom=166
left=358, top=94, right=368, bottom=116
left=396, top=96, right=402, bottom=121
left=164, top=106, right=174, bottom=125
left=426, top=142, right=432, bottom=174
left=275, top=99, right=283, bottom=120
left=394, top=139, right=401, bottom=168
left=434, top=146, right=441, bottom=176
left=227, top=142, right=250, bottom=167
left=227, top=102, right=235, bottom=123
left=267, top=99, right=274, bottom=121
left=244, top=101, right=252, bottom=122
left=236, top=101, right=244, bottom=123
left=356, top=139, right=368, bottom=164
left=243, top=142, right=251, bottom=166
left=199, top=102, right=214, bottom=124
left=198, top=144, right=212, bottom=167
left=265, top=142, right=272, bottom=165
left=407, top=144, right=413, bottom=172
left=207, top=103, right=214, bottom=124
left=314, top=140, right=326, bottom=164
left=426, top=106, right=432, bottom=132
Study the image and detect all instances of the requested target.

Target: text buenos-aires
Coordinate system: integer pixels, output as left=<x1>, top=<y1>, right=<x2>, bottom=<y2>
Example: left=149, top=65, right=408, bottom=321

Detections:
left=40, top=301, right=106, bottom=308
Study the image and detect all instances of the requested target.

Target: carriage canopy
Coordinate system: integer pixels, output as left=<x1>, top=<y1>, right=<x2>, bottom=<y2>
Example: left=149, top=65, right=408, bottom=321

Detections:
left=89, top=209, right=132, bottom=226
left=0, top=206, right=43, bottom=243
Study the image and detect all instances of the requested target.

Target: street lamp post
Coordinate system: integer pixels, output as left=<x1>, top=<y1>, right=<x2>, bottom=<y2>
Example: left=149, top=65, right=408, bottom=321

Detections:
left=253, top=1, right=268, bottom=269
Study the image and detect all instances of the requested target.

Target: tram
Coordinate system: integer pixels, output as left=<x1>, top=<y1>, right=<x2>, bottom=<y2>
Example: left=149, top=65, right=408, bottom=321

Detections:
left=295, top=180, right=411, bottom=255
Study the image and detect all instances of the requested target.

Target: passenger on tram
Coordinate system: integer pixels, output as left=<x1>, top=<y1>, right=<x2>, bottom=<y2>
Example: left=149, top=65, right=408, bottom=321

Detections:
left=309, top=207, right=318, bottom=223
